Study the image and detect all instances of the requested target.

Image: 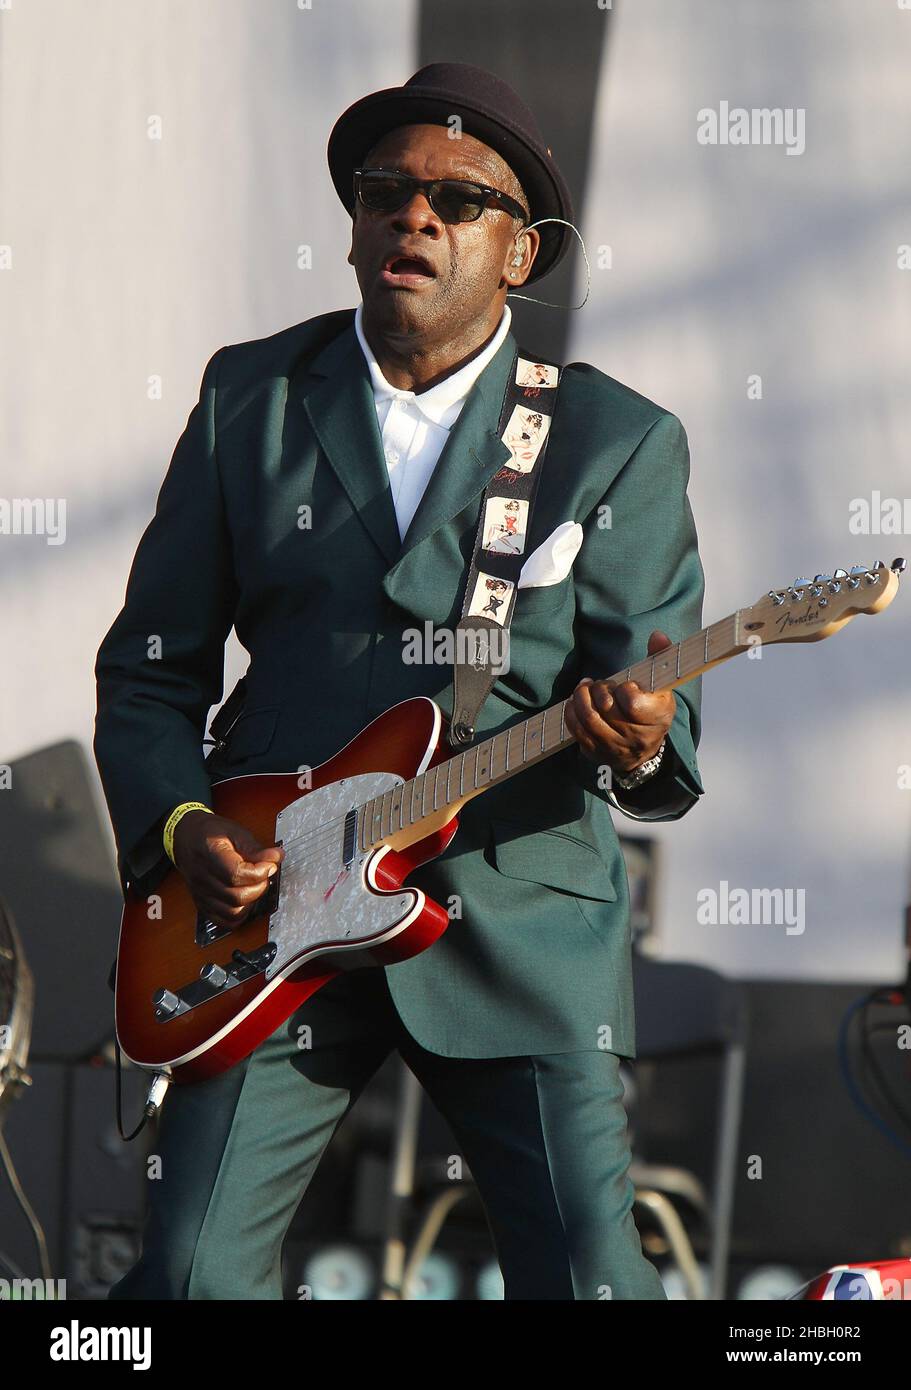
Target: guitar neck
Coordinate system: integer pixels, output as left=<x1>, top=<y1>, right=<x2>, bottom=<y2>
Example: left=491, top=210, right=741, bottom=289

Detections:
left=360, top=608, right=747, bottom=853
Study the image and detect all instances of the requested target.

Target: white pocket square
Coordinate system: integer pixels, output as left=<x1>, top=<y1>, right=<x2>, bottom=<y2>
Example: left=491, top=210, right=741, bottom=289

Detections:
left=517, top=521, right=584, bottom=589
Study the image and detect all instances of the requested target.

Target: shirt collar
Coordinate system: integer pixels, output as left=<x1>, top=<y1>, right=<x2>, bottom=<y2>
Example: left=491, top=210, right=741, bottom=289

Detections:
left=353, top=301, right=512, bottom=427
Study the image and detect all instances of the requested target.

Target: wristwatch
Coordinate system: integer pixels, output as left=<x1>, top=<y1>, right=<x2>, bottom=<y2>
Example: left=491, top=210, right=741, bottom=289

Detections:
left=611, top=738, right=668, bottom=791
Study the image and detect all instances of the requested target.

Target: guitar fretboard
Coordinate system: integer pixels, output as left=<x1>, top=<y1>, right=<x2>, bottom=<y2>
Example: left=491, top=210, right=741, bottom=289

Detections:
left=357, top=609, right=745, bottom=851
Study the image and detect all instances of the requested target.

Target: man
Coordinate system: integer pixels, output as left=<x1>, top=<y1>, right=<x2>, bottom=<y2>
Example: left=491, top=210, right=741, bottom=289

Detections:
left=94, top=62, right=705, bottom=1301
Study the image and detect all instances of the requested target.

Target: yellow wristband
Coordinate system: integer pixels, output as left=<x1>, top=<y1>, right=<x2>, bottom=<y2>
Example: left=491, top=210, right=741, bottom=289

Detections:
left=163, top=802, right=213, bottom=865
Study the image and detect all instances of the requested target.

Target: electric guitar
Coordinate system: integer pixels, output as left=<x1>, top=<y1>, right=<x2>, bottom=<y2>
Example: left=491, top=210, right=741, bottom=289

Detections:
left=115, top=559, right=904, bottom=1084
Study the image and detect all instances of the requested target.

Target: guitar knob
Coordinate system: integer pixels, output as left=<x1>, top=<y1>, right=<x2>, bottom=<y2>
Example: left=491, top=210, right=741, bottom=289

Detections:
left=200, top=962, right=228, bottom=988
left=153, top=988, right=180, bottom=1017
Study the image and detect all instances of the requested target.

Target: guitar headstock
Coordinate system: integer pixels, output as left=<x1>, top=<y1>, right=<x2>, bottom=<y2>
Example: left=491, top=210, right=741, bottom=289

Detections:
left=740, top=559, right=905, bottom=646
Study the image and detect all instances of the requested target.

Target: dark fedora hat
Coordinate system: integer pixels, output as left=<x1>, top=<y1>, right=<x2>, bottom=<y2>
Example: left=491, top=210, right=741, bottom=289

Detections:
left=327, top=61, right=574, bottom=283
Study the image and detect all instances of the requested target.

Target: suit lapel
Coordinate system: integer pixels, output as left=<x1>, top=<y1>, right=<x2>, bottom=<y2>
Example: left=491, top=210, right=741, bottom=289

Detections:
left=300, top=314, right=518, bottom=596
left=383, top=328, right=517, bottom=607
left=301, top=321, right=402, bottom=568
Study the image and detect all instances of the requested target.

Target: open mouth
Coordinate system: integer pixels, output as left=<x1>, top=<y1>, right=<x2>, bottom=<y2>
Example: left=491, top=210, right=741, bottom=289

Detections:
left=380, top=253, right=437, bottom=287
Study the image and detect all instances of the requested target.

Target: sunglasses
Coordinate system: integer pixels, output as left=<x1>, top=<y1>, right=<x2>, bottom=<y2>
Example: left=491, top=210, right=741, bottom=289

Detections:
left=353, top=168, right=529, bottom=226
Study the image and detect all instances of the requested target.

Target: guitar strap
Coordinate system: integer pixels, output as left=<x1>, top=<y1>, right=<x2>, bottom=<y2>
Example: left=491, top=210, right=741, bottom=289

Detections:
left=447, top=348, right=563, bottom=749
left=206, top=338, right=565, bottom=762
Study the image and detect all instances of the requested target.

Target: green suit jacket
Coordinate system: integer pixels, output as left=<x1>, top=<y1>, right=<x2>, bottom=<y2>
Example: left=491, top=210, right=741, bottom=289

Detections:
left=94, top=307, right=705, bottom=1059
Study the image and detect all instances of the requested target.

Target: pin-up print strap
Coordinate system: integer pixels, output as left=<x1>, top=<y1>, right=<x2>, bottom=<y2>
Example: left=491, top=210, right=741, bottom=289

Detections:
left=448, top=351, right=562, bottom=749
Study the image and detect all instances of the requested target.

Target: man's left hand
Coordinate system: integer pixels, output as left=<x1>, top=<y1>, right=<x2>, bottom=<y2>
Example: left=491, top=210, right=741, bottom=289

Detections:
left=565, top=630, right=676, bottom=777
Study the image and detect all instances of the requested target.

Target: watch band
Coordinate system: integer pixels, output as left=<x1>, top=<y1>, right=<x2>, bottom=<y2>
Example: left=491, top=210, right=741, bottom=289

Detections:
left=612, top=737, right=667, bottom=791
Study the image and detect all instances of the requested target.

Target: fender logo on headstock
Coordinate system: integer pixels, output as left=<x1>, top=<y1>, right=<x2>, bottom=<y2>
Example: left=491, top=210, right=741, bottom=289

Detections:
left=774, top=603, right=821, bottom=634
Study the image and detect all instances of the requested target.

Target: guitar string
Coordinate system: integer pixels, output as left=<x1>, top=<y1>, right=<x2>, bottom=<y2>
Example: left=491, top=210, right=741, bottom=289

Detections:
left=275, top=738, right=505, bottom=873
left=242, top=628, right=726, bottom=873
left=274, top=711, right=564, bottom=873
left=273, top=687, right=594, bottom=871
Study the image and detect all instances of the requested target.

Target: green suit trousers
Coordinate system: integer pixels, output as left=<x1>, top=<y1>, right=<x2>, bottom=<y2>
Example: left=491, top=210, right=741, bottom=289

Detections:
left=108, top=968, right=665, bottom=1302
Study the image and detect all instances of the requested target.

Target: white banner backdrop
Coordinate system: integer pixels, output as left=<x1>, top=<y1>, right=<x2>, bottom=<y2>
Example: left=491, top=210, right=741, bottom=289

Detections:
left=571, top=0, right=911, bottom=979
left=2, top=0, right=908, bottom=985
left=1, top=0, right=415, bottom=845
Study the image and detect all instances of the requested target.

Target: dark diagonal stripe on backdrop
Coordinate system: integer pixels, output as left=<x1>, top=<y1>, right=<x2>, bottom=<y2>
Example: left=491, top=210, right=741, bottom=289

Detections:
left=418, top=0, right=610, bottom=364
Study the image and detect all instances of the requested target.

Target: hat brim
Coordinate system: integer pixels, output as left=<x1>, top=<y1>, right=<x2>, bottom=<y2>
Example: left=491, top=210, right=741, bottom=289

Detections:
left=328, top=86, right=574, bottom=284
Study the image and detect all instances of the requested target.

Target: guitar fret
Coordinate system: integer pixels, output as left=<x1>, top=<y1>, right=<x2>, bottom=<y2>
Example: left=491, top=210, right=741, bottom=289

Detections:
left=350, top=591, right=772, bottom=854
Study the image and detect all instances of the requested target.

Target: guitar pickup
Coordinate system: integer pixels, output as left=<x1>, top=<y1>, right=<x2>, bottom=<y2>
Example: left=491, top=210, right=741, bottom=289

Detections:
left=342, top=808, right=358, bottom=866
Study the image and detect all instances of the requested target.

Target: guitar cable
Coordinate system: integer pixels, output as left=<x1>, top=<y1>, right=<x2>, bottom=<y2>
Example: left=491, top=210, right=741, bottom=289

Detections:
left=837, top=989, right=911, bottom=1160
left=114, top=1040, right=171, bottom=1143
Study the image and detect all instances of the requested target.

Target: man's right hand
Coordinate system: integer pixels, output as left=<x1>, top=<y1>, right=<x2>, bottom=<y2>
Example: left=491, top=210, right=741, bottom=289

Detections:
left=171, top=810, right=285, bottom=930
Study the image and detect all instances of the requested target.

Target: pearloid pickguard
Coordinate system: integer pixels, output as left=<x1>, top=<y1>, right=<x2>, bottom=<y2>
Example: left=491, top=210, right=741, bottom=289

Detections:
left=266, top=771, right=416, bottom=980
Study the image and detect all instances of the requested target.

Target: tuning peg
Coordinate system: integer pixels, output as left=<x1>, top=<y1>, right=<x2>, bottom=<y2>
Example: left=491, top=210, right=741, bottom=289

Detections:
left=767, top=590, right=785, bottom=606
left=891, top=557, right=906, bottom=575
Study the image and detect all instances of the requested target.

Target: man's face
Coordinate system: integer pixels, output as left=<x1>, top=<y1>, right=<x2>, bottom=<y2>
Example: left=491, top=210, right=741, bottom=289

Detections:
left=347, top=123, right=535, bottom=345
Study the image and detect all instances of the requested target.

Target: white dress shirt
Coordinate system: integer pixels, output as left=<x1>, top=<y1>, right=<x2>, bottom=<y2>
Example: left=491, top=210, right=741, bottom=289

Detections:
left=353, top=300, right=512, bottom=540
